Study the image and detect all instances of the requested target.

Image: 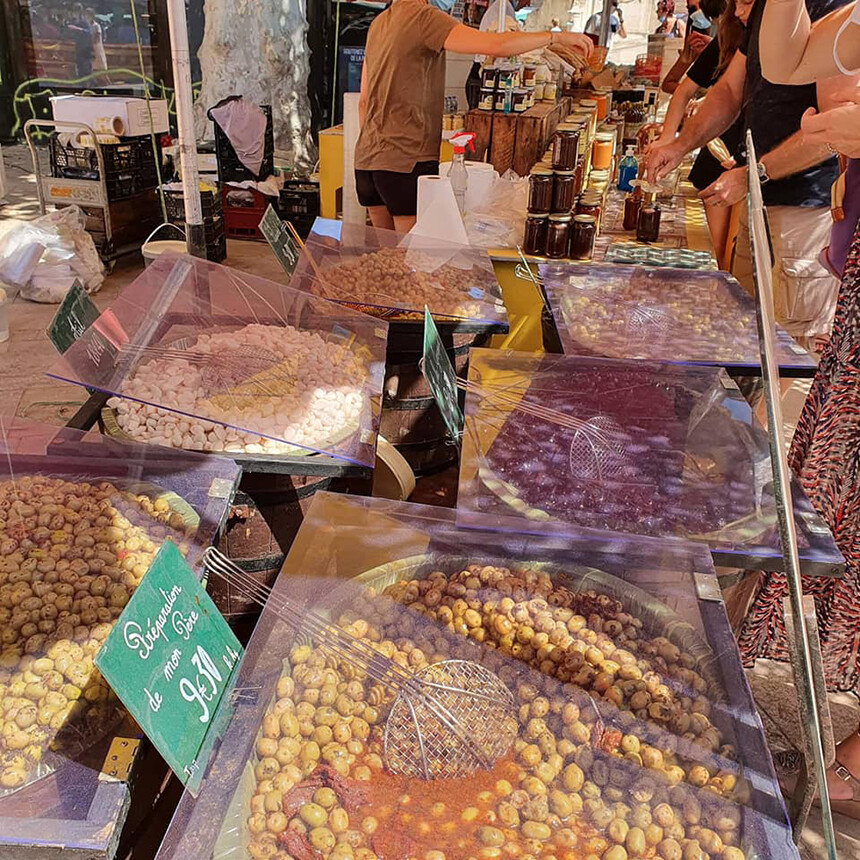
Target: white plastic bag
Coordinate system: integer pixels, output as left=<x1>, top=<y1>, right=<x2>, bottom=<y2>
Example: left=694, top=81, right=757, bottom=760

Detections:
left=464, top=170, right=528, bottom=249
left=0, top=206, right=104, bottom=302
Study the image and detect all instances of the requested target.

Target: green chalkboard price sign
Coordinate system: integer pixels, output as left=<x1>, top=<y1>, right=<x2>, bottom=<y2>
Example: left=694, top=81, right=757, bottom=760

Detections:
left=260, top=205, right=302, bottom=279
left=47, top=280, right=100, bottom=354
left=422, top=308, right=463, bottom=441
left=95, top=542, right=242, bottom=794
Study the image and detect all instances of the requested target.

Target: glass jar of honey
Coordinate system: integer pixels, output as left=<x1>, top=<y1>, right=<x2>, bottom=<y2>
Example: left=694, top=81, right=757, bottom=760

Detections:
left=570, top=214, right=597, bottom=260
left=551, top=171, right=576, bottom=214
left=546, top=215, right=571, bottom=258
left=552, top=125, right=580, bottom=171
left=623, top=191, right=642, bottom=231
left=523, top=213, right=549, bottom=256
left=528, top=167, right=554, bottom=214
left=637, top=202, right=662, bottom=243
left=592, top=132, right=615, bottom=171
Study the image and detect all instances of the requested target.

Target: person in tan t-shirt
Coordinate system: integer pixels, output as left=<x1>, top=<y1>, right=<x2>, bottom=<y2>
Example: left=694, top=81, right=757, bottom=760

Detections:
left=355, top=0, right=593, bottom=232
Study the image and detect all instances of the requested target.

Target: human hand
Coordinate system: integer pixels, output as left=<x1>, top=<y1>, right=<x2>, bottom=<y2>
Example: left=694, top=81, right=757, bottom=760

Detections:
left=556, top=31, right=595, bottom=59
left=801, top=96, right=860, bottom=159
left=644, top=140, right=685, bottom=182
left=680, top=30, right=710, bottom=62
left=698, top=166, right=748, bottom=207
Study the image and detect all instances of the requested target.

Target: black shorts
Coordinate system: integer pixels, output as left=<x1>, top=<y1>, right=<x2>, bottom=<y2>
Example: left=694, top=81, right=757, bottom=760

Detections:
left=355, top=161, right=439, bottom=217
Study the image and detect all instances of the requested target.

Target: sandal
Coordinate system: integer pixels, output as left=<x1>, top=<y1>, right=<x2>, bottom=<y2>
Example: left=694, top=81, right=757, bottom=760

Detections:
left=775, top=750, right=860, bottom=820
left=829, top=760, right=860, bottom=820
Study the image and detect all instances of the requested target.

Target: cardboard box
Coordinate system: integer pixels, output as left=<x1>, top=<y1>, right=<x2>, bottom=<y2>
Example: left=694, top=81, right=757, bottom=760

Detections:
left=51, top=96, right=169, bottom=137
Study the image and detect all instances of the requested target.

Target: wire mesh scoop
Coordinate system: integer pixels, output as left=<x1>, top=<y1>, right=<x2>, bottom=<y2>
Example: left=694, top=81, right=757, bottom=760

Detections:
left=203, top=548, right=516, bottom=780
left=569, top=415, right=630, bottom=483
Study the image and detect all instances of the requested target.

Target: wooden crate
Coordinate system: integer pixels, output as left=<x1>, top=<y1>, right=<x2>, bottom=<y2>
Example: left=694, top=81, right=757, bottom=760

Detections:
left=489, top=113, right=518, bottom=175
left=464, top=109, right=493, bottom=162
left=512, top=100, right=569, bottom=177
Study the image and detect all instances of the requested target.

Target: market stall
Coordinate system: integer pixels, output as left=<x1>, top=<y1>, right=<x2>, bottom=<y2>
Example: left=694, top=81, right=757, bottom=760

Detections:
left=0, top=417, right=239, bottom=859
left=153, top=491, right=800, bottom=860
left=457, top=350, right=842, bottom=575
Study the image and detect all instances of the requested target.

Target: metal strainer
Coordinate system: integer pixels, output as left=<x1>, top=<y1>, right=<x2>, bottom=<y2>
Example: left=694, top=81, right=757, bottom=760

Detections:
left=568, top=415, right=630, bottom=483
left=203, top=548, right=516, bottom=781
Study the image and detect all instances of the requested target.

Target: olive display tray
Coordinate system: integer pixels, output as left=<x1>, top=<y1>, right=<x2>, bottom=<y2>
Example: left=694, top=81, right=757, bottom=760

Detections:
left=163, top=550, right=795, bottom=860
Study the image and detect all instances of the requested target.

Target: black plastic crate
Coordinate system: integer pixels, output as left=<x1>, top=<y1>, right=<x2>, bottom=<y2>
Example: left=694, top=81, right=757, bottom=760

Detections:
left=50, top=134, right=162, bottom=202
left=163, top=186, right=223, bottom=225
left=210, top=102, right=274, bottom=183
left=277, top=180, right=320, bottom=220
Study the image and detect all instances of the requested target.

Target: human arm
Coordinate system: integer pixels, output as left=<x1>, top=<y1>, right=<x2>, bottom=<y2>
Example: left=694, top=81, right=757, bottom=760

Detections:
left=617, top=10, right=627, bottom=38
left=647, top=49, right=746, bottom=180
left=761, top=0, right=860, bottom=84
left=657, top=75, right=702, bottom=141
left=661, top=31, right=711, bottom=92
left=444, top=24, right=593, bottom=58
left=699, top=73, right=852, bottom=204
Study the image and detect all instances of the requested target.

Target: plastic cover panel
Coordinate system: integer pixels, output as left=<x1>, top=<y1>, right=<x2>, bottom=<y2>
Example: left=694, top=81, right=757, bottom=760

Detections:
left=457, top=351, right=841, bottom=573
left=541, top=262, right=816, bottom=374
left=0, top=418, right=238, bottom=847
left=156, top=492, right=797, bottom=860
left=47, top=254, right=388, bottom=466
left=289, top=218, right=508, bottom=326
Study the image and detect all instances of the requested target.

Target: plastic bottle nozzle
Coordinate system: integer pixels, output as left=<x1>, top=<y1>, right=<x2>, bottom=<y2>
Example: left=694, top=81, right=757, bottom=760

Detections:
left=450, top=131, right=476, bottom=154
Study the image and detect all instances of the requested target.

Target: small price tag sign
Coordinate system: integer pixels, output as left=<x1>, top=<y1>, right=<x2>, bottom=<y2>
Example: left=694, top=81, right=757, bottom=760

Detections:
left=95, top=542, right=242, bottom=795
left=47, top=280, right=100, bottom=354
left=421, top=307, right=463, bottom=441
left=260, top=205, right=301, bottom=279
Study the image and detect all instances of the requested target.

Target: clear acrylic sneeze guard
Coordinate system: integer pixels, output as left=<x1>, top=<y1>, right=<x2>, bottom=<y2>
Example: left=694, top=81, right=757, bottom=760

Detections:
left=458, top=350, right=841, bottom=574
left=0, top=417, right=239, bottom=853
left=541, top=262, right=816, bottom=375
left=156, top=492, right=797, bottom=860
left=289, top=218, right=508, bottom=327
left=47, top=254, right=389, bottom=466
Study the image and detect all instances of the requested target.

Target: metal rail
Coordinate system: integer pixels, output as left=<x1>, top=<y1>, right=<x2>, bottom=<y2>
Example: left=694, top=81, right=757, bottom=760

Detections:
left=745, top=130, right=837, bottom=858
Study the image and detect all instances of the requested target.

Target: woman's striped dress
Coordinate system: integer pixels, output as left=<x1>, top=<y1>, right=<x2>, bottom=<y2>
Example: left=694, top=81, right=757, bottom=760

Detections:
left=739, top=225, right=860, bottom=692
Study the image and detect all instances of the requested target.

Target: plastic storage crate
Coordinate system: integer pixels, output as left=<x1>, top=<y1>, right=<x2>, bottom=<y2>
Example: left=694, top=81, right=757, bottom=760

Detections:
left=163, top=186, right=226, bottom=262
left=277, top=178, right=320, bottom=239
left=222, top=186, right=268, bottom=242
left=212, top=103, right=274, bottom=183
left=49, top=134, right=162, bottom=202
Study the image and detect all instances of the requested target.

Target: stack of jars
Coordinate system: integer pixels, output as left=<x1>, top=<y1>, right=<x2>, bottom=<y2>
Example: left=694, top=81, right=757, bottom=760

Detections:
left=523, top=121, right=595, bottom=261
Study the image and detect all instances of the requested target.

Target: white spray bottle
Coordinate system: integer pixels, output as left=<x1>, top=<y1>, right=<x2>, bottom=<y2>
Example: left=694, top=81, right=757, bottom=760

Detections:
left=449, top=131, right=476, bottom=215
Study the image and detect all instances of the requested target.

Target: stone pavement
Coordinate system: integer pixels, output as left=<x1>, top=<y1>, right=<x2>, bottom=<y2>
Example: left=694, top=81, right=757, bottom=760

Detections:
left=2, top=143, right=860, bottom=857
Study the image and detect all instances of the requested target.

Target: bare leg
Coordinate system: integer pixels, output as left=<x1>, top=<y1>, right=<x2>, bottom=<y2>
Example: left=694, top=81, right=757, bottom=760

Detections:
left=393, top=215, right=417, bottom=234
left=368, top=206, right=394, bottom=230
left=703, top=201, right=732, bottom=270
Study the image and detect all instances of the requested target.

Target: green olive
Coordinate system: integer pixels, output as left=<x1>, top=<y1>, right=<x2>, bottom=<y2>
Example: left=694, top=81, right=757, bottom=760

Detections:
left=299, top=802, right=328, bottom=828
left=521, top=821, right=551, bottom=841
left=549, top=790, right=574, bottom=818
left=329, top=808, right=349, bottom=834
left=626, top=827, right=647, bottom=856
left=604, top=847, right=628, bottom=860
left=314, top=787, right=337, bottom=809
left=309, top=827, right=336, bottom=852
left=608, top=819, right=629, bottom=844
left=722, top=849, right=746, bottom=860
left=562, top=763, right=584, bottom=792
left=477, top=826, right=505, bottom=847
left=658, top=839, right=683, bottom=860
left=361, top=816, right=378, bottom=834
left=330, top=844, right=354, bottom=860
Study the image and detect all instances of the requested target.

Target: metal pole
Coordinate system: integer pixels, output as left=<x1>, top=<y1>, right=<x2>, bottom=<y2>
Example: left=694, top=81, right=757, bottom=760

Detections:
left=746, top=129, right=838, bottom=860
left=166, top=0, right=206, bottom=258
left=598, top=0, right=613, bottom=47
left=498, top=0, right=507, bottom=39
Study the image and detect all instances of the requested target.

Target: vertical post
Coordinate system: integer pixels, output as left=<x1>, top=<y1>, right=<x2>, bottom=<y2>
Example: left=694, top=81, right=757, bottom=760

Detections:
left=166, top=0, right=206, bottom=258
left=497, top=0, right=507, bottom=37
left=598, top=0, right=613, bottom=47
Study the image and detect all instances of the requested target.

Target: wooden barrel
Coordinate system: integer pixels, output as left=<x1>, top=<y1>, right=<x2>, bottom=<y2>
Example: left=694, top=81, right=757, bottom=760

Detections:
left=380, top=328, right=491, bottom=475
left=208, top=471, right=369, bottom=641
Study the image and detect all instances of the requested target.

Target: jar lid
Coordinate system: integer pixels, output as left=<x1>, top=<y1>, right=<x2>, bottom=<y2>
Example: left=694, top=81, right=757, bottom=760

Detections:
left=579, top=98, right=598, bottom=106
left=580, top=193, right=602, bottom=203
left=573, top=214, right=597, bottom=224
left=595, top=132, right=615, bottom=141
left=590, top=169, right=610, bottom=177
left=531, top=166, right=554, bottom=176
left=549, top=214, right=572, bottom=222
left=526, top=212, right=549, bottom=219
left=553, top=170, right=575, bottom=177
